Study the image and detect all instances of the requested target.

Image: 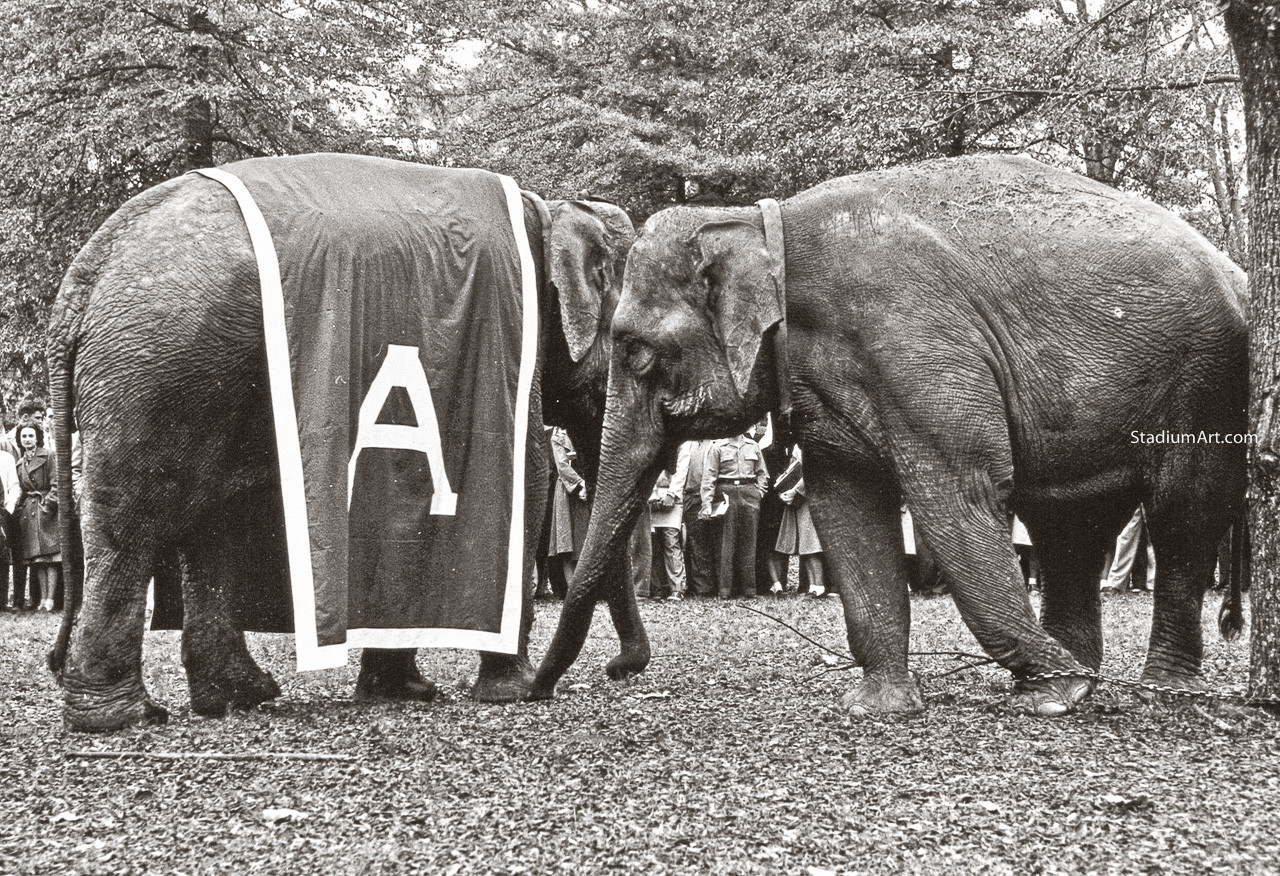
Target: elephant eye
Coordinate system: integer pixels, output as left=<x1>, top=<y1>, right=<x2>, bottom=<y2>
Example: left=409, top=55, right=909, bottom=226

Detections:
left=624, top=338, right=657, bottom=377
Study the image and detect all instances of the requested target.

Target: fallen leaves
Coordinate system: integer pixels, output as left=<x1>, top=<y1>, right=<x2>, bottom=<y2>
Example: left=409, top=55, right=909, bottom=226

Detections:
left=0, top=594, right=1276, bottom=875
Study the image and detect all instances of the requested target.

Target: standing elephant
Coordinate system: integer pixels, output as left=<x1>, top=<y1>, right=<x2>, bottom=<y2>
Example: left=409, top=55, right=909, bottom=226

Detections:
left=47, top=156, right=635, bottom=732
left=531, top=154, right=1248, bottom=717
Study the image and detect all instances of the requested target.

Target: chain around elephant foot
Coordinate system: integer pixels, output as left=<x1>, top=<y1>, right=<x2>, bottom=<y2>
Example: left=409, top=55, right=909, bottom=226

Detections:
left=1135, top=663, right=1208, bottom=703
left=354, top=649, right=438, bottom=703
left=473, top=653, right=535, bottom=703
left=63, top=675, right=169, bottom=733
left=839, top=669, right=926, bottom=718
left=1012, top=671, right=1094, bottom=716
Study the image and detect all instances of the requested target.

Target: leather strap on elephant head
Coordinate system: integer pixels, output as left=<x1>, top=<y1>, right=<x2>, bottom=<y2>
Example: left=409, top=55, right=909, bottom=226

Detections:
left=756, top=197, right=792, bottom=442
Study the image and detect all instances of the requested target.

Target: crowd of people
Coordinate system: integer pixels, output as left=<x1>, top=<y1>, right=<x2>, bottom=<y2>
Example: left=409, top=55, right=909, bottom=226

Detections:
left=537, top=421, right=1175, bottom=602
left=1, top=397, right=67, bottom=612
left=539, top=419, right=837, bottom=601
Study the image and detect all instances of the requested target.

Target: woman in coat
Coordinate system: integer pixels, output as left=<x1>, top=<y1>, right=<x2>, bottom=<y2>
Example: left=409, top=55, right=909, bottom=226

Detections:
left=768, top=446, right=827, bottom=597
left=14, top=421, right=60, bottom=611
left=547, top=427, right=591, bottom=592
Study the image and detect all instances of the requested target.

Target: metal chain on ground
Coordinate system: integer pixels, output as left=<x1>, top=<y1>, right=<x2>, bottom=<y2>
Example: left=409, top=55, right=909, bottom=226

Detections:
left=737, top=603, right=1280, bottom=707
left=1015, top=666, right=1280, bottom=707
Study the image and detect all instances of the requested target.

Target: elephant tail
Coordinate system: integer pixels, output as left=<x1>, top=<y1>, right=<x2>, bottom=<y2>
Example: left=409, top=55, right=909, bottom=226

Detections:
left=47, top=234, right=94, bottom=680
left=1218, top=502, right=1248, bottom=642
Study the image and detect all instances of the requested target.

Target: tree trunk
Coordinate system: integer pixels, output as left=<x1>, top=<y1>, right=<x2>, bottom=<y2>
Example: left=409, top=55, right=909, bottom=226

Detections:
left=179, top=6, right=215, bottom=173
left=1224, top=0, right=1280, bottom=705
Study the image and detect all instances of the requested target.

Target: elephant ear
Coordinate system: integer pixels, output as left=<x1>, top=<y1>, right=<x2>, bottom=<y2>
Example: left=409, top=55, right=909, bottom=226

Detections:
left=691, top=219, right=783, bottom=398
left=551, top=200, right=635, bottom=363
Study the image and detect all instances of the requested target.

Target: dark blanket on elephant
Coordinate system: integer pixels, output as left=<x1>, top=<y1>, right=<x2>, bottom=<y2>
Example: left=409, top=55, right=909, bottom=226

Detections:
left=185, top=154, right=535, bottom=671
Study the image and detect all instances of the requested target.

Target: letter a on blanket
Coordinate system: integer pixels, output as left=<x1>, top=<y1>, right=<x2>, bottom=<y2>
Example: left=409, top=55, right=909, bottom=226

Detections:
left=349, top=344, right=457, bottom=515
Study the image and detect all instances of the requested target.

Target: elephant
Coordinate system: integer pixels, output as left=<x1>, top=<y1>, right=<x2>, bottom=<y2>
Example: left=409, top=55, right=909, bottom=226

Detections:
left=530, top=153, right=1248, bottom=717
left=46, top=155, right=636, bottom=732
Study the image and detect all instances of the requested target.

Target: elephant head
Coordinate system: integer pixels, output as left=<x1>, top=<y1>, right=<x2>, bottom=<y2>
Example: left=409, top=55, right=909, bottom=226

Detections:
left=532, top=205, right=786, bottom=693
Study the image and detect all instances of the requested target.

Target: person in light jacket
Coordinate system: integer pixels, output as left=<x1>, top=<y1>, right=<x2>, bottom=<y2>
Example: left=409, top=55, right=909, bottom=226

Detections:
left=699, top=432, right=769, bottom=598
left=648, top=443, right=691, bottom=599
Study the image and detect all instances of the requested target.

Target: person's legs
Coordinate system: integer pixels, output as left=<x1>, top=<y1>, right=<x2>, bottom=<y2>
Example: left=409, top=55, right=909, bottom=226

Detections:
left=729, top=486, right=760, bottom=598
left=769, top=552, right=789, bottom=594
left=1101, top=507, right=1144, bottom=593
left=38, top=564, right=56, bottom=611
left=685, top=516, right=718, bottom=596
left=801, top=553, right=825, bottom=595
left=658, top=527, right=686, bottom=597
left=630, top=514, right=652, bottom=598
left=26, top=563, right=40, bottom=610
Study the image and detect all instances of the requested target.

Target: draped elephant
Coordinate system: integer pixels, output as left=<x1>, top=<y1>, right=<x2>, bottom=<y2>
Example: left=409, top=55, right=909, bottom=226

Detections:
left=47, top=155, right=635, bottom=732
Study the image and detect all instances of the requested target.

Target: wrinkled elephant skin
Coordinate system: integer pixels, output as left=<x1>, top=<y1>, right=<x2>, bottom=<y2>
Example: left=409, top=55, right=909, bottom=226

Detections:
left=534, top=155, right=1247, bottom=718
left=48, top=159, right=634, bottom=732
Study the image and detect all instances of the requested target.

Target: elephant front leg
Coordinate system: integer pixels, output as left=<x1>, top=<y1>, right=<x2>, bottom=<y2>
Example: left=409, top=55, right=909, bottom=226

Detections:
left=802, top=459, right=923, bottom=717
left=62, top=540, right=168, bottom=732
left=474, top=535, right=536, bottom=702
left=179, top=545, right=281, bottom=717
left=906, top=484, right=1092, bottom=716
left=354, top=649, right=438, bottom=702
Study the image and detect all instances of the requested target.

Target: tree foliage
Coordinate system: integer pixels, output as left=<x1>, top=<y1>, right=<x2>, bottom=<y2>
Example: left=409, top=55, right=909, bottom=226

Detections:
left=436, top=0, right=1244, bottom=239
left=0, top=0, right=1251, bottom=398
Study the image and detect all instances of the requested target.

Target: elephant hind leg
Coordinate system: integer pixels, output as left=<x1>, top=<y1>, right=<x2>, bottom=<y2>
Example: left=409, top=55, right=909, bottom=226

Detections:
left=1142, top=498, right=1232, bottom=691
left=1028, top=504, right=1133, bottom=672
left=354, top=650, right=438, bottom=703
left=180, top=527, right=282, bottom=717
left=62, top=537, right=168, bottom=732
left=474, top=652, right=535, bottom=703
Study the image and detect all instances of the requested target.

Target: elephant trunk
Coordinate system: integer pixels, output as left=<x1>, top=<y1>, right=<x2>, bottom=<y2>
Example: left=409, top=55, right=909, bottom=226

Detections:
left=532, top=370, right=666, bottom=695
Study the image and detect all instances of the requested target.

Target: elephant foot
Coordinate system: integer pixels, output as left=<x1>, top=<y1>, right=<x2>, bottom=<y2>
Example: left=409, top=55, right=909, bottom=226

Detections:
left=1136, top=664, right=1207, bottom=702
left=1012, top=672, right=1094, bottom=717
left=525, top=668, right=558, bottom=701
left=183, top=628, right=282, bottom=718
left=63, top=676, right=169, bottom=733
left=605, top=642, right=651, bottom=681
left=839, top=669, right=925, bottom=718
left=473, top=653, right=535, bottom=703
left=354, top=649, right=438, bottom=703
left=188, top=662, right=282, bottom=718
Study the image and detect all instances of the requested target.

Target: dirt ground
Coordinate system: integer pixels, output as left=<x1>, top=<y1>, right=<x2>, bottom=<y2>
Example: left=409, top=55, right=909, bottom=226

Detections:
left=1, top=589, right=1277, bottom=875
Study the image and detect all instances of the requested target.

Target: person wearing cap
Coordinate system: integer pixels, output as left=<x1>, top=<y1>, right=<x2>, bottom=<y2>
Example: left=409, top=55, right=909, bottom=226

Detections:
left=699, top=432, right=769, bottom=599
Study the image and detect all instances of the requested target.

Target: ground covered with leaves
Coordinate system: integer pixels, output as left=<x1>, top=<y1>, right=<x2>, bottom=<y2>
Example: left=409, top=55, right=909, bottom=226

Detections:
left=2, top=590, right=1278, bottom=875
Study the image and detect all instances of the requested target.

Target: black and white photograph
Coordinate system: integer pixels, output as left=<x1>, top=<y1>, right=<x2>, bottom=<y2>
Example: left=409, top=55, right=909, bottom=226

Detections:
left=3, top=0, right=1280, bottom=872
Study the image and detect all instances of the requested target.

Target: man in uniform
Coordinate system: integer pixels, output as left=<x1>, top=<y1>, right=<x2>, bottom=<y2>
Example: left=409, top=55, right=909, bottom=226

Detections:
left=699, top=432, right=769, bottom=599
